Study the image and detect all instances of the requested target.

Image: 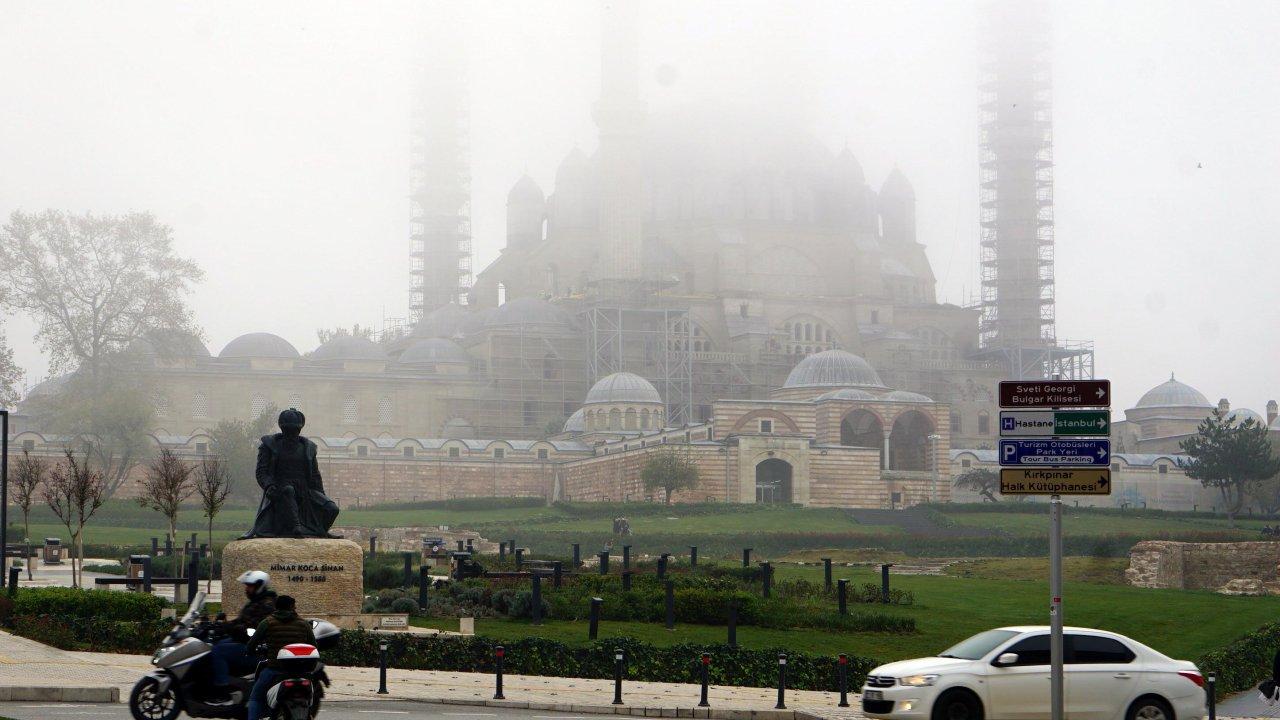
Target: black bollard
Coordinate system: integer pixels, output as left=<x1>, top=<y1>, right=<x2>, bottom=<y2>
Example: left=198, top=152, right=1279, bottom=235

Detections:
left=698, top=653, right=710, bottom=707
left=775, top=653, right=787, bottom=709
left=531, top=574, right=543, bottom=625
left=377, top=641, right=389, bottom=694
left=572, top=543, right=580, bottom=567
left=589, top=597, right=603, bottom=640
left=664, top=580, right=675, bottom=629
left=515, top=548, right=525, bottom=569
left=837, top=579, right=848, bottom=615
left=742, top=548, right=751, bottom=568
left=553, top=561, right=563, bottom=588
left=142, top=555, right=153, bottom=594
left=457, top=540, right=465, bottom=552
left=622, top=570, right=632, bottom=591
left=822, top=558, right=832, bottom=590
left=499, top=541, right=506, bottom=559
left=186, top=553, right=198, bottom=602
left=509, top=539, right=516, bottom=559
left=493, top=646, right=505, bottom=700
left=837, top=654, right=850, bottom=707
left=612, top=648, right=625, bottom=705
left=190, top=533, right=197, bottom=550
left=657, top=555, right=667, bottom=580
left=6, top=567, right=17, bottom=597
left=727, top=602, right=738, bottom=647
left=370, top=535, right=377, bottom=556
left=622, top=545, right=631, bottom=570
left=880, top=563, right=892, bottom=604
left=151, top=537, right=158, bottom=557
left=418, top=566, right=430, bottom=609
left=690, top=546, right=698, bottom=568
left=761, top=562, right=772, bottom=598
left=598, top=551, right=610, bottom=575
left=164, top=537, right=172, bottom=559
left=200, top=543, right=208, bottom=558
left=1208, top=673, right=1216, bottom=720
left=403, top=552, right=413, bottom=588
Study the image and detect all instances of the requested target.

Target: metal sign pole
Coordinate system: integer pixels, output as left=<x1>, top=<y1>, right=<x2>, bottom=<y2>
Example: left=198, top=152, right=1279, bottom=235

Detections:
left=1050, top=494, right=1063, bottom=720
left=1, top=410, right=8, bottom=590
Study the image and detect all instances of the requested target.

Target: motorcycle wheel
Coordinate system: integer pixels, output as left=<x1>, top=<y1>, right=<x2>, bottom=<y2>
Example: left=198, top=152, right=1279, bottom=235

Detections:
left=129, top=677, right=181, bottom=720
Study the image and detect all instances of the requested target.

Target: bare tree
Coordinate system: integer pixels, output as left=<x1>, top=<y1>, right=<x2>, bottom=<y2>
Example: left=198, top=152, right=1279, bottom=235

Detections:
left=42, top=450, right=106, bottom=588
left=195, top=456, right=232, bottom=592
left=137, top=449, right=196, bottom=551
left=0, top=324, right=21, bottom=407
left=11, top=450, right=47, bottom=545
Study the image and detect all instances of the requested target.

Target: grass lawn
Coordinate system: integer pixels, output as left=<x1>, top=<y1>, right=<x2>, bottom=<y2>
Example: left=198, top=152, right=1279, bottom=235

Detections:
left=485, top=506, right=898, bottom=536
left=943, top=557, right=1129, bottom=584
left=937, top=508, right=1262, bottom=539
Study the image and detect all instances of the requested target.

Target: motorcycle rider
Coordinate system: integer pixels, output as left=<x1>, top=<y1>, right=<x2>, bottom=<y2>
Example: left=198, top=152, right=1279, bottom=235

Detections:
left=245, top=595, right=316, bottom=720
left=206, top=570, right=277, bottom=702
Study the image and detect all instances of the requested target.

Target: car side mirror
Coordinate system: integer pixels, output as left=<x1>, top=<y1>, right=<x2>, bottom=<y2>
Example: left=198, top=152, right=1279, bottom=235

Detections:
left=995, top=652, right=1019, bottom=666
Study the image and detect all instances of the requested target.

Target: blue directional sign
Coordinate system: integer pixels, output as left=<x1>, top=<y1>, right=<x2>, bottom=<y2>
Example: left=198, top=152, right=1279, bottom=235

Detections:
left=999, top=439, right=1110, bottom=467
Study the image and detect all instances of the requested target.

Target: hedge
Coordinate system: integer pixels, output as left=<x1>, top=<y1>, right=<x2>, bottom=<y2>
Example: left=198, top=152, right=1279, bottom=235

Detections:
left=1194, top=622, right=1280, bottom=699
left=11, top=587, right=166, bottom=623
left=9, top=614, right=171, bottom=654
left=328, top=631, right=876, bottom=691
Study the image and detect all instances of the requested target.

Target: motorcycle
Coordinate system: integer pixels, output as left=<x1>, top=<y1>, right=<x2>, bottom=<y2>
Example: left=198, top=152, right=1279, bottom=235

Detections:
left=129, top=591, right=339, bottom=720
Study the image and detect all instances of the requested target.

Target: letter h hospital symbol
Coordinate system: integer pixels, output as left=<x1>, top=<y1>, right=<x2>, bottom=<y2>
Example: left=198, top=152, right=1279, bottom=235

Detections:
left=1002, top=417, right=1016, bottom=432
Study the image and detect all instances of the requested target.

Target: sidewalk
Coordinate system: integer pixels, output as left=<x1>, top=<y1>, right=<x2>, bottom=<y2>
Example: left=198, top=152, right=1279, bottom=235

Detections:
left=0, top=630, right=865, bottom=719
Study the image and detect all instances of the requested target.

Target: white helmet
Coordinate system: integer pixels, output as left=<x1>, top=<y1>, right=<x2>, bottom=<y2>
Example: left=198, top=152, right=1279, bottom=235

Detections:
left=237, top=570, right=271, bottom=596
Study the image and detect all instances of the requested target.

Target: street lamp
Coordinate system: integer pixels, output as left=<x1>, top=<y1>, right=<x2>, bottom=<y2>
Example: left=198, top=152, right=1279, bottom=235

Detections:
left=927, top=434, right=942, bottom=504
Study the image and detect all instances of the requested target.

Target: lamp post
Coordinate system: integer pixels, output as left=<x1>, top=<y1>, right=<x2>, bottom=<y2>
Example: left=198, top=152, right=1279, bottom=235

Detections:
left=927, top=433, right=942, bottom=504
left=1, top=409, right=8, bottom=589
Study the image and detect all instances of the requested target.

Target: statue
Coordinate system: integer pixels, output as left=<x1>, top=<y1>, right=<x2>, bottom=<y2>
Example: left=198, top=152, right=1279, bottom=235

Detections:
left=241, top=408, right=341, bottom=539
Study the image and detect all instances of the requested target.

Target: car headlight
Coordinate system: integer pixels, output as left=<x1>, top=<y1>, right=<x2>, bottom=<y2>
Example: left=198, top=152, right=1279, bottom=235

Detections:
left=899, top=674, right=939, bottom=687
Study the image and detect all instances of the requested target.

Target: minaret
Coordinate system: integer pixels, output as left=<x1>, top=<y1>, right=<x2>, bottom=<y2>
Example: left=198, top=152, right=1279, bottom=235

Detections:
left=593, top=0, right=646, bottom=288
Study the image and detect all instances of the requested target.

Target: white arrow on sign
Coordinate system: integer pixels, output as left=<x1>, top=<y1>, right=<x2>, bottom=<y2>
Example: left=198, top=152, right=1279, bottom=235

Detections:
left=1095, top=387, right=1106, bottom=399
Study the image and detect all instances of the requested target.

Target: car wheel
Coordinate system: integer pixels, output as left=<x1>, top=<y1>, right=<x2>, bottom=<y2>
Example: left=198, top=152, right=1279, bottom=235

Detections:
left=931, top=689, right=984, bottom=720
left=1126, top=696, right=1174, bottom=720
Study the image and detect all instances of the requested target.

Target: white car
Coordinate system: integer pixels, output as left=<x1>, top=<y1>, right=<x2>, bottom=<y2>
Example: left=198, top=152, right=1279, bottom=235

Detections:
left=860, top=626, right=1205, bottom=720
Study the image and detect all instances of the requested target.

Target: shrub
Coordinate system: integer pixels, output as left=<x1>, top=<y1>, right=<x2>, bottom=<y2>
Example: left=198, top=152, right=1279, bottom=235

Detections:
left=11, top=587, right=165, bottom=622
left=1196, top=622, right=1280, bottom=698
left=9, top=614, right=170, bottom=653
left=390, top=597, right=420, bottom=614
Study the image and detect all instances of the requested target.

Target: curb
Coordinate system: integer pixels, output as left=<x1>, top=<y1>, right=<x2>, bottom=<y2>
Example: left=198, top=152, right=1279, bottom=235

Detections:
left=0, top=686, right=121, bottom=703
left=360, top=695, right=840, bottom=720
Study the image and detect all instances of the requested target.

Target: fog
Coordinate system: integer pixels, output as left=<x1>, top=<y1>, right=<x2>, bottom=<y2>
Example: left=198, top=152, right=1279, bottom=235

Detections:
left=1, top=0, right=1278, bottom=411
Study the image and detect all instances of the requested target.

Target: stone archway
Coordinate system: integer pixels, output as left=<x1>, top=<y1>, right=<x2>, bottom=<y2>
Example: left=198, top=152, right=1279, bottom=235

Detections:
left=840, top=409, right=885, bottom=468
left=889, top=410, right=935, bottom=471
left=755, top=458, right=793, bottom=504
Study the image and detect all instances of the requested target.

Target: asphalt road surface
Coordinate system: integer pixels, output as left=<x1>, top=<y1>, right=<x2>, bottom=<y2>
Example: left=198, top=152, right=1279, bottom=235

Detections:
left=0, top=701, right=613, bottom=720
left=1219, top=688, right=1280, bottom=718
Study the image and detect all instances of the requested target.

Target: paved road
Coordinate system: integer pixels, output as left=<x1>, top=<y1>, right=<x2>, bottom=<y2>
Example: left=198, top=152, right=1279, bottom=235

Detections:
left=0, top=700, right=614, bottom=719
left=1219, top=688, right=1280, bottom=718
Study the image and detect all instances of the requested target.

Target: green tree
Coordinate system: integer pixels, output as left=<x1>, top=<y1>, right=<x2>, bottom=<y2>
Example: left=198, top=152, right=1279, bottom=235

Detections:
left=1179, top=408, right=1280, bottom=524
left=0, top=324, right=22, bottom=407
left=1247, top=472, right=1280, bottom=516
left=953, top=467, right=1000, bottom=503
left=640, top=447, right=700, bottom=505
left=136, top=448, right=197, bottom=550
left=209, top=404, right=277, bottom=505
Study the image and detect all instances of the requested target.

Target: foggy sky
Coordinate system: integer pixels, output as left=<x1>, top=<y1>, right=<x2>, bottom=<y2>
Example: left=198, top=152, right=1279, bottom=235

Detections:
left=1, top=0, right=1277, bottom=413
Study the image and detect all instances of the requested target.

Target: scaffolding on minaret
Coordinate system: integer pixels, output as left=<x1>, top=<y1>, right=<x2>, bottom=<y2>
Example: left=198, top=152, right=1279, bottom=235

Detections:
left=973, top=0, right=1093, bottom=380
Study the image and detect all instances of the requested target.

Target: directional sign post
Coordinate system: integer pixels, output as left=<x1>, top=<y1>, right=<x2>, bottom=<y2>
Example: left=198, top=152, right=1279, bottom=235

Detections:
left=999, top=410, right=1110, bottom=437
left=997, top=378, right=1111, bottom=720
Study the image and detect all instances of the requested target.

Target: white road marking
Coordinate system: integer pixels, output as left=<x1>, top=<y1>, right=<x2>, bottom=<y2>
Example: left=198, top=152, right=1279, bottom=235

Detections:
left=356, top=712, right=411, bottom=716
left=443, top=714, right=498, bottom=717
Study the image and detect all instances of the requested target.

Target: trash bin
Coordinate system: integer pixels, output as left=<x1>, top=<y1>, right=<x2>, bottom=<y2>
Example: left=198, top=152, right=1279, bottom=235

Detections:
left=43, top=538, right=64, bottom=565
left=127, top=554, right=149, bottom=591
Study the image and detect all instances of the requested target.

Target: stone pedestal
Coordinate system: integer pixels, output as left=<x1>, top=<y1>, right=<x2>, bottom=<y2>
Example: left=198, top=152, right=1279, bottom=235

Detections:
left=221, top=538, right=363, bottom=619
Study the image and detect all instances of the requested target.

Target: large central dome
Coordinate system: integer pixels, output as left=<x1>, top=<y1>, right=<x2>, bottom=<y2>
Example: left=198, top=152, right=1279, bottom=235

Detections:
left=783, top=349, right=884, bottom=389
left=584, top=372, right=662, bottom=405
left=1134, top=376, right=1211, bottom=409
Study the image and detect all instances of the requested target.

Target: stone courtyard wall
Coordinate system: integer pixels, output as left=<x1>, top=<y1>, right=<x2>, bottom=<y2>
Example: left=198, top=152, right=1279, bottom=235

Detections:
left=1125, top=540, right=1280, bottom=590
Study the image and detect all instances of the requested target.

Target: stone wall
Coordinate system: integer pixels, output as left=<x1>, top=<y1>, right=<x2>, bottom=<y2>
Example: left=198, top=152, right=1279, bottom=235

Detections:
left=1125, top=540, right=1280, bottom=591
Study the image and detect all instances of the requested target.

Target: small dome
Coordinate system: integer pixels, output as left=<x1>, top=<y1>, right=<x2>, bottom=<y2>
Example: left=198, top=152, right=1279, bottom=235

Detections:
left=128, top=330, right=210, bottom=358
left=885, top=390, right=934, bottom=403
left=1134, top=376, right=1211, bottom=409
left=816, top=388, right=876, bottom=401
left=220, top=332, right=300, bottom=359
left=784, top=349, right=885, bottom=389
left=1226, top=408, right=1266, bottom=426
left=458, top=307, right=496, bottom=336
left=311, top=335, right=386, bottom=362
left=833, top=147, right=866, bottom=186
left=880, top=166, right=914, bottom=199
left=585, top=372, right=662, bottom=405
left=400, top=338, right=470, bottom=365
left=563, top=408, right=587, bottom=433
left=508, top=174, right=545, bottom=205
left=486, top=297, right=572, bottom=329
left=24, top=374, right=70, bottom=400
left=412, top=303, right=469, bottom=339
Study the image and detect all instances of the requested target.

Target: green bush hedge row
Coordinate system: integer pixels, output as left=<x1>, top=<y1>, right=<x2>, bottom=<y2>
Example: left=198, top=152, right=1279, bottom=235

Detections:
left=10, top=614, right=171, bottom=654
left=364, top=496, right=548, bottom=512
left=1194, top=622, right=1280, bottom=699
left=328, top=631, right=876, bottom=691
left=11, top=587, right=166, bottom=623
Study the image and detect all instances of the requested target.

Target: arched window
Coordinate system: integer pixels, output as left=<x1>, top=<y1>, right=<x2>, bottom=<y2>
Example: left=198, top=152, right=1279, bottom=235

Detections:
left=342, top=396, right=358, bottom=424
left=978, top=411, right=991, bottom=435
left=154, top=393, right=170, bottom=418
left=192, top=392, right=209, bottom=419
left=641, top=409, right=651, bottom=430
left=378, top=397, right=393, bottom=425
left=250, top=395, right=268, bottom=420
left=624, top=408, right=638, bottom=430
left=669, top=317, right=713, bottom=353
left=609, top=408, right=621, bottom=430
left=779, top=316, right=840, bottom=356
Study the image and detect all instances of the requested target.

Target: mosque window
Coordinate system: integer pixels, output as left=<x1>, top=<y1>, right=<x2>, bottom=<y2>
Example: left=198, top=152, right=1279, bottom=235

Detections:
left=523, top=401, right=536, bottom=426
left=625, top=408, right=638, bottom=430
left=192, top=392, right=209, bottom=419
left=493, top=448, right=505, bottom=459
left=641, top=409, right=651, bottom=430
left=609, top=408, right=621, bottom=430
left=378, top=397, right=393, bottom=425
left=780, top=316, right=839, bottom=356
left=288, top=393, right=303, bottom=410
left=670, top=317, right=712, bottom=353
left=537, top=448, right=549, bottom=460
left=978, top=412, right=990, bottom=435
left=356, top=445, right=368, bottom=457
left=960, top=458, right=971, bottom=468
left=448, top=446, right=461, bottom=458
left=195, top=442, right=208, bottom=454
left=759, top=419, right=773, bottom=433
left=342, top=396, right=358, bottom=424
left=871, top=310, right=879, bottom=324
left=22, top=439, right=35, bottom=452
left=250, top=395, right=268, bottom=420
left=1111, top=462, right=1120, bottom=471
left=950, top=412, right=962, bottom=433
left=1158, top=464, right=1168, bottom=474
left=154, top=394, right=170, bottom=418
left=403, top=446, right=415, bottom=458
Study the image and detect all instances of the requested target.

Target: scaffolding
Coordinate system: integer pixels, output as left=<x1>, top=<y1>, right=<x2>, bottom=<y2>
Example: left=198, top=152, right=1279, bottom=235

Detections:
left=473, top=324, right=589, bottom=439
left=409, top=52, right=472, bottom=321
left=583, top=303, right=694, bottom=428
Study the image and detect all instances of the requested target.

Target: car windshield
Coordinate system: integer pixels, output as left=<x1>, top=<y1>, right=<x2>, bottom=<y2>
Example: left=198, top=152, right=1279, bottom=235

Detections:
left=938, top=629, right=1021, bottom=660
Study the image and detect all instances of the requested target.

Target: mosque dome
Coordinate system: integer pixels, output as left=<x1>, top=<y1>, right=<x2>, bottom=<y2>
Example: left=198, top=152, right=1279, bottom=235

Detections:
left=880, top=167, right=915, bottom=199
left=832, top=147, right=866, bottom=186
left=311, top=335, right=386, bottom=362
left=486, top=297, right=572, bottom=330
left=24, top=374, right=70, bottom=400
left=784, top=350, right=885, bottom=389
left=412, top=303, right=469, bottom=339
left=885, top=390, right=934, bottom=403
left=584, top=372, right=662, bottom=405
left=562, top=408, right=587, bottom=433
left=458, top=308, right=496, bottom=336
left=1134, top=376, right=1211, bottom=409
left=508, top=174, right=545, bottom=205
left=219, top=333, right=300, bottom=359
left=400, top=338, right=470, bottom=366
left=128, top=330, right=210, bottom=358
left=816, top=388, right=876, bottom=402
left=1226, top=408, right=1266, bottom=426
left=555, top=148, right=590, bottom=187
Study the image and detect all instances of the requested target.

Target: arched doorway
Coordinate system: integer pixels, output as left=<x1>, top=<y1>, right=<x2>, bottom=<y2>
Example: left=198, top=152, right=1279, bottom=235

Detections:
left=840, top=409, right=885, bottom=468
left=889, top=410, right=935, bottom=471
left=755, top=458, right=793, bottom=504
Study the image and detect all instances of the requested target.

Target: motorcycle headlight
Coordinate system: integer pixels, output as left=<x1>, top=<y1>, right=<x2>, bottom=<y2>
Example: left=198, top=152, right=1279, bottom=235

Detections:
left=152, top=645, right=178, bottom=665
left=899, top=674, right=939, bottom=687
